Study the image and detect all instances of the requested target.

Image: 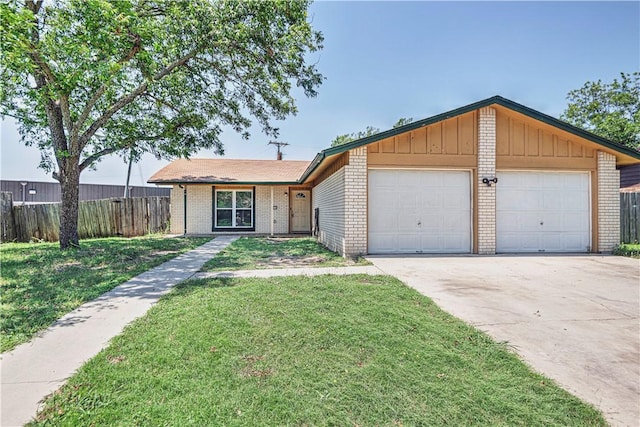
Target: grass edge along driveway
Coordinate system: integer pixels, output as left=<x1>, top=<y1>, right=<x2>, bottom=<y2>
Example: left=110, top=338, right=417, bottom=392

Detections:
left=31, top=274, right=606, bottom=426
left=0, top=236, right=211, bottom=352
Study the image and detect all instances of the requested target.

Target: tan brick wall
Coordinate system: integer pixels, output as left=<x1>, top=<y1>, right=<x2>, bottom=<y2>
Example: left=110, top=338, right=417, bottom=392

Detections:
left=186, top=185, right=213, bottom=234
left=597, top=151, right=620, bottom=252
left=170, top=185, right=184, bottom=234
left=478, top=107, right=497, bottom=254
left=344, top=147, right=368, bottom=256
left=255, top=186, right=290, bottom=234
left=313, top=168, right=345, bottom=254
left=172, top=185, right=292, bottom=235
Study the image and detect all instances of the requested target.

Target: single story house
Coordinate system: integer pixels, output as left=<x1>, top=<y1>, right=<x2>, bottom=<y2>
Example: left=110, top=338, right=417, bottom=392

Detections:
left=149, top=96, right=640, bottom=256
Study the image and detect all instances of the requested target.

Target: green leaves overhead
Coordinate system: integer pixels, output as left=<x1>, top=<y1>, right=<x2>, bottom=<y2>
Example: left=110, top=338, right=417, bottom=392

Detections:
left=1, top=0, right=323, bottom=248
left=1, top=0, right=324, bottom=167
left=562, top=72, right=639, bottom=151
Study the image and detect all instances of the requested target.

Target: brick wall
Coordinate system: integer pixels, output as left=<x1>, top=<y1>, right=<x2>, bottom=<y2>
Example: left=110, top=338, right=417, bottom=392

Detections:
left=172, top=185, right=291, bottom=235
left=343, top=147, right=368, bottom=256
left=255, top=186, right=289, bottom=234
left=186, top=185, right=213, bottom=234
left=312, top=167, right=345, bottom=254
left=170, top=185, right=183, bottom=234
left=597, top=151, right=620, bottom=252
left=478, top=107, right=497, bottom=254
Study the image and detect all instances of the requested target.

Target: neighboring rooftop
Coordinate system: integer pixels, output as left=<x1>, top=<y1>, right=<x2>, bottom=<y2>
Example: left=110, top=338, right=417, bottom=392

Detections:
left=147, top=158, right=310, bottom=184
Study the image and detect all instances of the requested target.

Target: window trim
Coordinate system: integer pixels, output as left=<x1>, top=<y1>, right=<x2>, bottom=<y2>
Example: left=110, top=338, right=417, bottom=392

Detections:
left=212, top=186, right=256, bottom=232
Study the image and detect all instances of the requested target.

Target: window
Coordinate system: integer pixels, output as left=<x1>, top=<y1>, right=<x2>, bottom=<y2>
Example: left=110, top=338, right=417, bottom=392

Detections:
left=215, top=189, right=253, bottom=229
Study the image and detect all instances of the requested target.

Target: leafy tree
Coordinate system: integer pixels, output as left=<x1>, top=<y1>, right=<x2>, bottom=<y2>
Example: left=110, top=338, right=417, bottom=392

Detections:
left=562, top=72, right=639, bottom=151
left=330, top=117, right=415, bottom=147
left=0, top=0, right=323, bottom=248
left=393, top=117, right=414, bottom=128
left=331, top=126, right=380, bottom=147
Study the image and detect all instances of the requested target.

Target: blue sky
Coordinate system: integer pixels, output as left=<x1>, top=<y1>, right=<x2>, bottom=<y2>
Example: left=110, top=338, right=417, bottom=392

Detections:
left=1, top=1, right=638, bottom=185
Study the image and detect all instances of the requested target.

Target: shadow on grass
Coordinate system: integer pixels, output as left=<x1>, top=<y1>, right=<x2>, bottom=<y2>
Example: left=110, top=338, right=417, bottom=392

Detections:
left=170, top=277, right=239, bottom=298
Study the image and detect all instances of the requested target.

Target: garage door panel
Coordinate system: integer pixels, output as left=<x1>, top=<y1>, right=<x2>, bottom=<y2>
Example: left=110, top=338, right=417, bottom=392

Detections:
left=368, top=234, right=397, bottom=253
left=369, top=170, right=471, bottom=254
left=497, top=172, right=590, bottom=253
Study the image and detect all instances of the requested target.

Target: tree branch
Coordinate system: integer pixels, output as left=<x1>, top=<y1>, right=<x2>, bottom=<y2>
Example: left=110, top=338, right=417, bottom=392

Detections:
left=78, top=47, right=200, bottom=147
left=79, top=147, right=120, bottom=172
left=72, top=30, right=143, bottom=143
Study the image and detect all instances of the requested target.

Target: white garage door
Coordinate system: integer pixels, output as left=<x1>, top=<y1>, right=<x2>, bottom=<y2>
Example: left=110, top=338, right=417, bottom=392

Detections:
left=497, top=172, right=590, bottom=253
left=368, top=169, right=471, bottom=254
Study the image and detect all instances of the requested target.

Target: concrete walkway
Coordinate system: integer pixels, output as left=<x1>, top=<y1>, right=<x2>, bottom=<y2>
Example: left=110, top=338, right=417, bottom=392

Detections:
left=1, top=238, right=383, bottom=426
left=1, top=235, right=239, bottom=427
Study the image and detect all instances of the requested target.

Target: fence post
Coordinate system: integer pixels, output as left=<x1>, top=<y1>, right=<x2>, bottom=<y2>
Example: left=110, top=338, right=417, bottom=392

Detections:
left=1, top=192, right=16, bottom=242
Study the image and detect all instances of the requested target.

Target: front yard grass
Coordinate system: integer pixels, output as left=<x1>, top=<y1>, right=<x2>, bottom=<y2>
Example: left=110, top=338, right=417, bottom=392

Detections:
left=614, top=243, right=640, bottom=258
left=201, top=236, right=369, bottom=271
left=32, top=275, right=605, bottom=426
left=0, top=236, right=210, bottom=352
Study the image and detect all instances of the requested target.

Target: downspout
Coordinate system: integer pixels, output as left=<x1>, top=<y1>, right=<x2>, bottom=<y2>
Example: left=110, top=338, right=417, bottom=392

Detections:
left=178, top=184, right=187, bottom=235
left=270, top=186, right=274, bottom=236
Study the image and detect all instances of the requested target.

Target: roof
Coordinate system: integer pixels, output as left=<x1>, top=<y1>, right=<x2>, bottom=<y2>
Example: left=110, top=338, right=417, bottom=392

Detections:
left=147, top=158, right=310, bottom=185
left=148, top=96, right=640, bottom=186
left=299, top=95, right=640, bottom=183
left=620, top=164, right=640, bottom=192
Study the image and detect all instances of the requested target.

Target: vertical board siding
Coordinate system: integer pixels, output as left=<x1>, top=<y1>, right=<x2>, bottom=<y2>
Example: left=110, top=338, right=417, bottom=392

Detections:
left=3, top=197, right=170, bottom=242
left=621, top=192, right=640, bottom=243
left=495, top=110, right=596, bottom=169
left=1, top=192, right=16, bottom=242
left=312, top=167, right=345, bottom=254
left=367, top=112, right=477, bottom=167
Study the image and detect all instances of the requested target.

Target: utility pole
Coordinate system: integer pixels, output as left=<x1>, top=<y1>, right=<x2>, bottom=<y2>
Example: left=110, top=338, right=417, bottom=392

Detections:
left=268, top=141, right=289, bottom=160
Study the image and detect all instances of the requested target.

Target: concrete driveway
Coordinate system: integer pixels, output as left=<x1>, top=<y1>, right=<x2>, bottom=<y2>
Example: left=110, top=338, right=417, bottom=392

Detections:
left=367, top=255, right=639, bottom=427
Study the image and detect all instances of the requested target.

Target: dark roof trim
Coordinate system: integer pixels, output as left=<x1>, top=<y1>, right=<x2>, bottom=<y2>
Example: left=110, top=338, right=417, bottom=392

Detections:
left=148, top=180, right=301, bottom=186
left=299, top=95, right=640, bottom=182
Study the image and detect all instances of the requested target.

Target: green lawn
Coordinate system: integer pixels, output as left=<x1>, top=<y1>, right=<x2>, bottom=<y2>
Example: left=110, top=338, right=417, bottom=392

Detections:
left=615, top=243, right=640, bottom=258
left=201, top=236, right=368, bottom=271
left=31, top=275, right=605, bottom=426
left=0, top=236, right=210, bottom=352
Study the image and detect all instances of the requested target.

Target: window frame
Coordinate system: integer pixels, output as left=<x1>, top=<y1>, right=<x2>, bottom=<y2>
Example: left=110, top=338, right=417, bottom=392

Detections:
left=212, top=186, right=256, bottom=232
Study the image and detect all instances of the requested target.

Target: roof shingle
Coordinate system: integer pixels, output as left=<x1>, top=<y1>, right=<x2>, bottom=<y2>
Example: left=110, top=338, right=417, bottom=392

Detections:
left=148, top=158, right=310, bottom=184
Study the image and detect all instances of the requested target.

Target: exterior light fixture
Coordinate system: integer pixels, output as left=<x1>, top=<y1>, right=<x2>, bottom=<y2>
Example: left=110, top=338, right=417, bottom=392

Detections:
left=482, top=177, right=498, bottom=187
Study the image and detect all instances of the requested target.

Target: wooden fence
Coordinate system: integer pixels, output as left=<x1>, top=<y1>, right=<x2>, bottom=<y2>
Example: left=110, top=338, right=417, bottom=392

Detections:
left=1, top=194, right=170, bottom=242
left=621, top=192, right=639, bottom=243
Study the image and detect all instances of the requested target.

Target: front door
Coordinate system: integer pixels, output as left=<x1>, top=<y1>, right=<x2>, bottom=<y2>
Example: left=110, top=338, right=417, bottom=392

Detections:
left=290, top=190, right=311, bottom=233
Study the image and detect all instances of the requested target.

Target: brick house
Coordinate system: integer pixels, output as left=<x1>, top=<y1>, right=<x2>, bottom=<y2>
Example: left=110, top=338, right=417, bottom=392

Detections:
left=149, top=96, right=640, bottom=256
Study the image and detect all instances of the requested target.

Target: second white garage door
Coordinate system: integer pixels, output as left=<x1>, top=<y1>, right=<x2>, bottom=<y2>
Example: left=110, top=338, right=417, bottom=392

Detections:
left=368, top=169, right=471, bottom=254
left=497, top=171, right=591, bottom=253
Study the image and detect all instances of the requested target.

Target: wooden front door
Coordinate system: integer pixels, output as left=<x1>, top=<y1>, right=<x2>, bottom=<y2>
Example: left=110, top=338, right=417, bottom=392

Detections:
left=290, top=190, right=311, bottom=233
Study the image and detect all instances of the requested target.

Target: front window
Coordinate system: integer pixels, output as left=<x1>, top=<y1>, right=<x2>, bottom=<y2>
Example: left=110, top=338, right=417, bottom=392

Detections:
left=215, top=190, right=253, bottom=228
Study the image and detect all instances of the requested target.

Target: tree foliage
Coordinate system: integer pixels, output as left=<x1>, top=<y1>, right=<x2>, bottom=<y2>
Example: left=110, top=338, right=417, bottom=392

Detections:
left=331, top=126, right=380, bottom=147
left=330, top=117, right=414, bottom=147
left=0, top=0, right=323, bottom=248
left=562, top=72, right=639, bottom=151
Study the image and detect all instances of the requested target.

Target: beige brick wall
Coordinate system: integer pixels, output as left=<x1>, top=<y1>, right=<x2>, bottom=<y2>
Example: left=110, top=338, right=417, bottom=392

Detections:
left=172, top=185, right=291, bottom=235
left=478, top=107, right=497, bottom=254
left=170, top=184, right=211, bottom=234
left=170, top=185, right=184, bottom=234
left=597, top=151, right=620, bottom=252
left=344, top=147, right=368, bottom=256
left=313, top=168, right=346, bottom=254
left=255, top=186, right=290, bottom=234
left=186, top=185, right=213, bottom=234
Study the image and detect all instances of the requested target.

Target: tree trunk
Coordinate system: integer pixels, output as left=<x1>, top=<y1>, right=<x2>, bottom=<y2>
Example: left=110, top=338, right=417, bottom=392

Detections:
left=59, top=163, right=80, bottom=249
